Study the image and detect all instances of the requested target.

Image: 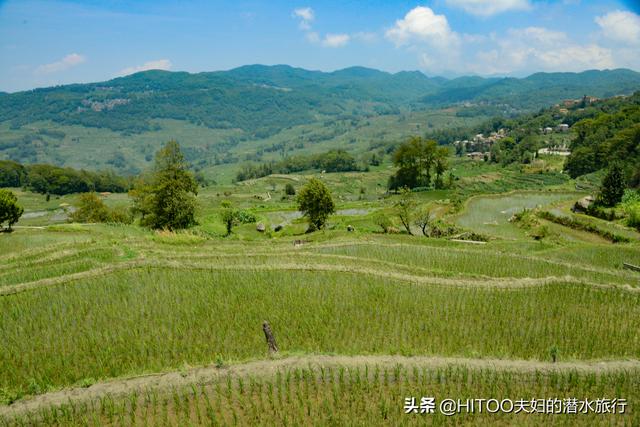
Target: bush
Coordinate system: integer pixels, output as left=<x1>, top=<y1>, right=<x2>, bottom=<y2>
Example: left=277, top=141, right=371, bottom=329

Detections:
left=373, top=213, right=393, bottom=233
left=70, top=193, right=132, bottom=224
left=285, top=183, right=296, bottom=196
left=623, top=202, right=640, bottom=231
left=235, top=209, right=257, bottom=224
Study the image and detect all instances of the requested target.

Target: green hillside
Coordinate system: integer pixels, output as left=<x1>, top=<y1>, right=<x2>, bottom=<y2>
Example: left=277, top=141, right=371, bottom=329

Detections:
left=1, top=66, right=639, bottom=183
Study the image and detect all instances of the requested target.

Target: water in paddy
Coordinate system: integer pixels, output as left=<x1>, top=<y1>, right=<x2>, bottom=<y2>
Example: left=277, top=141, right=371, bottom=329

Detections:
left=455, top=192, right=579, bottom=239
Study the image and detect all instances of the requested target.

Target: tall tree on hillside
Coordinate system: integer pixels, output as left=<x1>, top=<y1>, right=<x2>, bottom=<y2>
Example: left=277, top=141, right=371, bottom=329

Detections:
left=296, top=178, right=335, bottom=232
left=0, top=189, right=23, bottom=231
left=597, top=163, right=626, bottom=207
left=131, top=141, right=198, bottom=230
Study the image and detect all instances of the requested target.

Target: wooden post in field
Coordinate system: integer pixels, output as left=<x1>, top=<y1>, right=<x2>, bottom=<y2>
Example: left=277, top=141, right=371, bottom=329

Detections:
left=263, top=321, right=278, bottom=354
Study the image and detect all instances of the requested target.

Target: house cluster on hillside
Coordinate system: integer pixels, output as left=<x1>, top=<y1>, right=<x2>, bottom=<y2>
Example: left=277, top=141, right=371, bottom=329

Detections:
left=454, top=129, right=507, bottom=161
left=560, top=95, right=599, bottom=108
left=541, top=123, right=570, bottom=134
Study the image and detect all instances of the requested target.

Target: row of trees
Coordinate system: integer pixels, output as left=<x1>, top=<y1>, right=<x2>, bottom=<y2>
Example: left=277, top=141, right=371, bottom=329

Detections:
left=0, top=160, right=130, bottom=195
left=235, top=150, right=360, bottom=182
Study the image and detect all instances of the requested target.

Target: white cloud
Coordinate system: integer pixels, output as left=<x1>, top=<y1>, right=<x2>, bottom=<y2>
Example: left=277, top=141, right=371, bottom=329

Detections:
left=595, top=10, right=640, bottom=45
left=322, top=33, right=350, bottom=48
left=385, top=6, right=459, bottom=49
left=118, top=59, right=172, bottom=76
left=471, top=27, right=614, bottom=74
left=384, top=6, right=633, bottom=75
left=293, top=7, right=314, bottom=30
left=35, top=53, right=85, bottom=74
left=446, top=0, right=531, bottom=17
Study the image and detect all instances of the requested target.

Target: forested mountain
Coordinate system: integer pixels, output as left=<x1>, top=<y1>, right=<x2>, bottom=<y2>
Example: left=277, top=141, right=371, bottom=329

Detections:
left=0, top=65, right=639, bottom=180
left=1, top=66, right=639, bottom=137
left=421, top=69, right=640, bottom=108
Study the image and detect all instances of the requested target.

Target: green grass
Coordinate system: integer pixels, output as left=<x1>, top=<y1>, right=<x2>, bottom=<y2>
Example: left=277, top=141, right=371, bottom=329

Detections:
left=5, top=364, right=639, bottom=426
left=2, top=264, right=639, bottom=399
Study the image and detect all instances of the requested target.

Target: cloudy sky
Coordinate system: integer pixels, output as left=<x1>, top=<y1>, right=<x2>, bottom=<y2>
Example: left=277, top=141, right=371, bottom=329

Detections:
left=0, top=0, right=639, bottom=92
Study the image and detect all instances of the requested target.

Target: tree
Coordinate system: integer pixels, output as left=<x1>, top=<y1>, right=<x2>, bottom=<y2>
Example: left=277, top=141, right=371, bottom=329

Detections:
left=220, top=201, right=237, bottom=236
left=394, top=187, right=415, bottom=235
left=414, top=205, right=433, bottom=236
left=433, top=147, right=449, bottom=189
left=597, top=163, right=626, bottom=207
left=131, top=141, right=198, bottom=230
left=296, top=178, right=335, bottom=231
left=0, top=189, right=23, bottom=231
left=390, top=136, right=442, bottom=190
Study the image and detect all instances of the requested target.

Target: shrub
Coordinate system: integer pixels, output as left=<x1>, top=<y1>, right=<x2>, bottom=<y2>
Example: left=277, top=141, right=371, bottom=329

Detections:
left=70, top=193, right=132, bottom=224
left=235, top=209, right=257, bottom=224
left=70, top=193, right=110, bottom=223
left=623, top=202, right=640, bottom=231
left=373, top=213, right=393, bottom=233
left=284, top=183, right=296, bottom=196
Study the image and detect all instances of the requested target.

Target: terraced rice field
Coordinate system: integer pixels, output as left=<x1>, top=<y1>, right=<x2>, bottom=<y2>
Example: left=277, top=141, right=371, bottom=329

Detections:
left=1, top=222, right=639, bottom=425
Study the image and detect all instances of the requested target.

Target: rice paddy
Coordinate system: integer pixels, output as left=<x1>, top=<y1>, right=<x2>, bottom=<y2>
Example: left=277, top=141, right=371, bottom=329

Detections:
left=1, top=181, right=639, bottom=425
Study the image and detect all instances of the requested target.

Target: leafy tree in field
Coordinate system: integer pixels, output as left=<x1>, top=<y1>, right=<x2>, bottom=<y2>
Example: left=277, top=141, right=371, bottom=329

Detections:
left=394, top=187, right=415, bottom=235
left=220, top=201, right=237, bottom=236
left=434, top=147, right=449, bottom=189
left=219, top=201, right=257, bottom=235
left=597, top=163, right=626, bottom=207
left=296, top=178, right=335, bottom=231
left=0, top=189, right=23, bottom=231
left=131, top=141, right=198, bottom=230
left=414, top=205, right=433, bottom=236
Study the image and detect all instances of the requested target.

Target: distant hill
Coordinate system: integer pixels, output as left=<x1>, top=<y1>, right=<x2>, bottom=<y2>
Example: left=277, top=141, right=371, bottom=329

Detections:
left=420, top=69, right=640, bottom=108
left=1, top=66, right=639, bottom=138
left=0, top=65, right=639, bottom=179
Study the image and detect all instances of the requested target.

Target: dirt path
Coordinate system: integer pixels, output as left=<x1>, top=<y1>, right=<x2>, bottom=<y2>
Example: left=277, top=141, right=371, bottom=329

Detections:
left=2, top=354, right=638, bottom=419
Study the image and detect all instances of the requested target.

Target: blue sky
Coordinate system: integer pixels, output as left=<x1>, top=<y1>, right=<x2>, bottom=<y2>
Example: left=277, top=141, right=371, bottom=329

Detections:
left=1, top=0, right=639, bottom=92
